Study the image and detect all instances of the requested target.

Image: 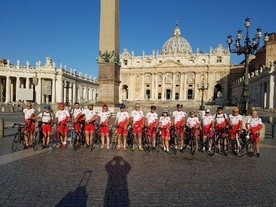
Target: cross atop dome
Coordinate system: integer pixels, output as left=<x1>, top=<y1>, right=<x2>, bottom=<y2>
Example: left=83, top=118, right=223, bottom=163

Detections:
left=173, top=21, right=181, bottom=36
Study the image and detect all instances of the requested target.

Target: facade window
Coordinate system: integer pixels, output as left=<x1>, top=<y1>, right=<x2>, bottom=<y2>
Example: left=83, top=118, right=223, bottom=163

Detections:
left=217, top=56, right=222, bottom=63
left=123, top=60, right=128, bottom=65
left=176, top=85, right=179, bottom=87
left=189, top=59, right=194, bottom=63
left=146, top=84, right=150, bottom=87
left=136, top=61, right=140, bottom=66
left=187, top=89, right=193, bottom=100
left=146, top=89, right=150, bottom=100
left=158, top=93, right=161, bottom=99
left=158, top=85, right=161, bottom=87
left=166, top=89, right=171, bottom=100
left=159, top=60, right=162, bottom=63
left=177, top=60, right=180, bottom=63
left=264, top=82, right=267, bottom=93
left=202, top=59, right=206, bottom=63
left=175, top=93, right=179, bottom=100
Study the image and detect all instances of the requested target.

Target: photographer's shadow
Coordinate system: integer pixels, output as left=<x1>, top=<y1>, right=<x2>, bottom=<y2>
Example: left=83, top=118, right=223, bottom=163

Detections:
left=104, top=156, right=131, bottom=207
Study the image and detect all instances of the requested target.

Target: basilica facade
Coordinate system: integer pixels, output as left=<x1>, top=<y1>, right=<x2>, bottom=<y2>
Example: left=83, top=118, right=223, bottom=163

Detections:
left=119, top=24, right=231, bottom=107
left=0, top=57, right=98, bottom=105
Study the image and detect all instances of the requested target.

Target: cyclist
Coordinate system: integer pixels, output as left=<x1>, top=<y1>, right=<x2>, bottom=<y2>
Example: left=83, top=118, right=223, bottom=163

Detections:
left=171, top=104, right=186, bottom=150
left=71, top=102, right=84, bottom=133
left=158, top=109, right=171, bottom=152
left=200, top=109, right=214, bottom=151
left=38, top=105, right=54, bottom=148
left=186, top=110, right=200, bottom=150
left=145, top=105, right=159, bottom=149
left=130, top=103, right=144, bottom=151
left=22, top=102, right=36, bottom=148
left=214, top=106, right=229, bottom=152
left=113, top=104, right=129, bottom=150
left=55, top=102, right=70, bottom=148
left=246, top=110, right=263, bottom=157
left=98, top=104, right=111, bottom=149
left=82, top=103, right=98, bottom=148
left=228, top=107, right=243, bottom=152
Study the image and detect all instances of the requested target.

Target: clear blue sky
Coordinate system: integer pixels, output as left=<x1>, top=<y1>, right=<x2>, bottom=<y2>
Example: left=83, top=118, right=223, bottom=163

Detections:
left=1, top=0, right=275, bottom=78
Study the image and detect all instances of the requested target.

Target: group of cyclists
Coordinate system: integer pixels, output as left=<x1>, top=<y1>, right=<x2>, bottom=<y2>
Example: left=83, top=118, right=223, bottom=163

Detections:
left=21, top=101, right=264, bottom=157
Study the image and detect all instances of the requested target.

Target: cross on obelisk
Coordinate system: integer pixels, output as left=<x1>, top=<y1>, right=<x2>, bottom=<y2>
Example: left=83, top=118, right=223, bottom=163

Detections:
left=97, top=0, right=120, bottom=108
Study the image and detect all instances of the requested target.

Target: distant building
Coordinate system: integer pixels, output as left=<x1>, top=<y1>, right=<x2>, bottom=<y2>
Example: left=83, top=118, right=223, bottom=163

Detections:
left=230, top=33, right=276, bottom=110
left=119, top=24, right=231, bottom=107
left=0, top=57, right=98, bottom=105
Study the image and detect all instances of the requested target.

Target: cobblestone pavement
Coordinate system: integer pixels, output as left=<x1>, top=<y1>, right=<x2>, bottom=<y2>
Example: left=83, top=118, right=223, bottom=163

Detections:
left=0, top=112, right=275, bottom=207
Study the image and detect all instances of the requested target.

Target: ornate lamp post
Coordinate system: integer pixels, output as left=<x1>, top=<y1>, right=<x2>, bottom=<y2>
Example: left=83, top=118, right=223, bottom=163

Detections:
left=197, top=82, right=209, bottom=110
left=227, top=18, right=269, bottom=115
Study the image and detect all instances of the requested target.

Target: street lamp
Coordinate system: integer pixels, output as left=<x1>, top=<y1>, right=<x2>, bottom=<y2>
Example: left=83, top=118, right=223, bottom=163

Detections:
left=227, top=18, right=269, bottom=115
left=197, top=82, right=209, bottom=110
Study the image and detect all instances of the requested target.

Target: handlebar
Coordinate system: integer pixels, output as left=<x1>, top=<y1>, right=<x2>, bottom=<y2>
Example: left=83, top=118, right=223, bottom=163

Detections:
left=12, top=123, right=26, bottom=128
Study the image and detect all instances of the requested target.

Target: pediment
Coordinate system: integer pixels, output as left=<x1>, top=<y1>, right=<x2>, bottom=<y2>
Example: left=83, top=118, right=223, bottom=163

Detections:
left=155, top=59, right=184, bottom=67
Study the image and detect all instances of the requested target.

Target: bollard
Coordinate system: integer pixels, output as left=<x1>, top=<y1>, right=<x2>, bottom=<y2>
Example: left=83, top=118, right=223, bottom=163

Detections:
left=272, top=117, right=276, bottom=139
left=0, top=117, right=4, bottom=138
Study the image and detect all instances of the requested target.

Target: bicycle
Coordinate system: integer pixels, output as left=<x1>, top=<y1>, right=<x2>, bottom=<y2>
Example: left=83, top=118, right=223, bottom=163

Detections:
left=126, top=125, right=134, bottom=150
left=50, top=123, right=61, bottom=149
left=230, top=129, right=248, bottom=157
left=91, top=122, right=101, bottom=151
left=142, top=127, right=151, bottom=153
left=12, top=123, right=28, bottom=152
left=247, top=131, right=258, bottom=157
left=170, top=126, right=184, bottom=154
left=184, top=127, right=197, bottom=155
left=110, top=126, right=118, bottom=150
left=155, top=128, right=163, bottom=153
left=73, top=122, right=85, bottom=151
left=215, top=127, right=229, bottom=156
left=32, top=122, right=44, bottom=151
left=203, top=130, right=216, bottom=156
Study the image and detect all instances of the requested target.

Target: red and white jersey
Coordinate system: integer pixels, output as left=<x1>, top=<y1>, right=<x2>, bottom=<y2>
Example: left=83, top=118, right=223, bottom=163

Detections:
left=72, top=108, right=83, bottom=119
left=186, top=117, right=200, bottom=128
left=172, top=111, right=186, bottom=125
left=229, top=114, right=243, bottom=126
left=98, top=111, right=111, bottom=124
left=214, top=113, right=228, bottom=125
left=55, top=110, right=70, bottom=123
left=83, top=109, right=97, bottom=122
left=116, top=111, right=129, bottom=126
left=146, top=112, right=158, bottom=126
left=247, top=117, right=263, bottom=132
left=131, top=110, right=144, bottom=125
left=201, top=115, right=214, bottom=127
left=38, top=112, right=53, bottom=123
left=159, top=116, right=171, bottom=128
left=23, top=108, right=35, bottom=119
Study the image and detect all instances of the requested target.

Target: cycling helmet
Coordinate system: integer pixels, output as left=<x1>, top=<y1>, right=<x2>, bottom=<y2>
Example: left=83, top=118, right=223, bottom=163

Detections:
left=162, top=109, right=168, bottom=114
left=217, top=106, right=224, bottom=110
left=44, top=105, right=51, bottom=110
left=119, top=103, right=126, bottom=108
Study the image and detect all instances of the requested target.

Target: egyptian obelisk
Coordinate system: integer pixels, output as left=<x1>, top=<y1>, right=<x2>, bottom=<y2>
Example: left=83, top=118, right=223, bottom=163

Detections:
left=97, top=0, right=120, bottom=109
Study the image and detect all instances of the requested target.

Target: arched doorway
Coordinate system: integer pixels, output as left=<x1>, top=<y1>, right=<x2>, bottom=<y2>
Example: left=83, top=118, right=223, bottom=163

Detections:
left=214, top=84, right=222, bottom=100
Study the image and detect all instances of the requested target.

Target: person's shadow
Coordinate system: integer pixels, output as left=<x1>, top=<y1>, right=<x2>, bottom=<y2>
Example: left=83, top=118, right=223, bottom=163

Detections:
left=55, top=171, right=91, bottom=207
left=104, top=156, right=131, bottom=207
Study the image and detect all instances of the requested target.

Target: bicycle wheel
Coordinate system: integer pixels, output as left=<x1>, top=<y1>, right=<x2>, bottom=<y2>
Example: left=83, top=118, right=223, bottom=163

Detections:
left=190, top=136, right=196, bottom=155
left=33, top=130, right=42, bottom=151
left=237, top=139, right=247, bottom=157
left=73, top=133, right=81, bottom=151
left=222, top=136, right=229, bottom=156
left=247, top=139, right=255, bottom=157
left=207, top=137, right=215, bottom=156
left=12, top=133, right=20, bottom=152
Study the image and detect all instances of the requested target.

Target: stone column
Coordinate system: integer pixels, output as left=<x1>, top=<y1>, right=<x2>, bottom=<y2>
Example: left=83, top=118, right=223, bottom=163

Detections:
left=52, top=78, right=56, bottom=103
left=26, top=78, right=30, bottom=89
left=0, top=78, right=2, bottom=103
left=151, top=74, right=155, bottom=100
left=72, top=82, right=76, bottom=104
left=268, top=76, right=274, bottom=109
left=183, top=73, right=187, bottom=100
left=16, top=77, right=20, bottom=102
left=162, top=74, right=165, bottom=100
left=10, top=81, right=14, bottom=103
left=172, top=74, right=175, bottom=100
left=36, top=78, right=42, bottom=104
left=63, top=81, right=67, bottom=103
left=155, top=74, right=158, bottom=100
left=179, top=73, right=183, bottom=100
left=69, top=82, right=73, bottom=105
left=5, top=76, right=10, bottom=103
left=141, top=74, right=145, bottom=100
left=97, top=0, right=120, bottom=107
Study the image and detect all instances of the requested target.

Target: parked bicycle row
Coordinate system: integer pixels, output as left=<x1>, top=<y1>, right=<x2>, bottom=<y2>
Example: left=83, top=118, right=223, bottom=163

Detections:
left=12, top=102, right=263, bottom=157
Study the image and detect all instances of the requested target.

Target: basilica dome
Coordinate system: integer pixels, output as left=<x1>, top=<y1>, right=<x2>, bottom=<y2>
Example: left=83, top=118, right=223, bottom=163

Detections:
left=161, top=24, right=192, bottom=55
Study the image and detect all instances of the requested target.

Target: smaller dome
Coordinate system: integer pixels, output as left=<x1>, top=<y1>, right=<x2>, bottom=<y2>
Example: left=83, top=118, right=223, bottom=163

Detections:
left=161, top=23, right=192, bottom=55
